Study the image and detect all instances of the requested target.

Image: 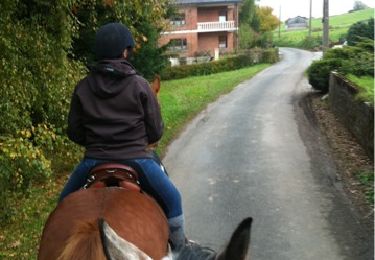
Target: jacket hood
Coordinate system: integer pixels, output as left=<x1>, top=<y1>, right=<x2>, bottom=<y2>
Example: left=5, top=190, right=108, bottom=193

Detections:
left=88, top=59, right=137, bottom=98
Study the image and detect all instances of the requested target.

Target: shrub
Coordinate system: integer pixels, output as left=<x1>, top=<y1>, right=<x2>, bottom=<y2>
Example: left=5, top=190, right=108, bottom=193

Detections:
left=326, top=40, right=374, bottom=77
left=347, top=18, right=374, bottom=46
left=0, top=123, right=82, bottom=224
left=161, top=48, right=278, bottom=80
left=239, top=24, right=259, bottom=49
left=307, top=59, right=343, bottom=93
left=307, top=37, right=374, bottom=93
left=0, top=2, right=84, bottom=212
left=301, top=36, right=322, bottom=49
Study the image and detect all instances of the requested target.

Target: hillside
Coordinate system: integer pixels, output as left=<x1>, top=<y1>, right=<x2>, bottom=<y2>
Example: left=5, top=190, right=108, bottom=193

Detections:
left=273, top=8, right=374, bottom=48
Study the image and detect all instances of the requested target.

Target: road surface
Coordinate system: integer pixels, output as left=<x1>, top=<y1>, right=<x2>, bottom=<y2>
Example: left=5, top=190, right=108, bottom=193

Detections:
left=163, top=48, right=372, bottom=260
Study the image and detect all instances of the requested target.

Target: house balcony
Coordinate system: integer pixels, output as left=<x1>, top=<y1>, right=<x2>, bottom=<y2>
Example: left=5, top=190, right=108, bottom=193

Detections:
left=197, top=21, right=237, bottom=32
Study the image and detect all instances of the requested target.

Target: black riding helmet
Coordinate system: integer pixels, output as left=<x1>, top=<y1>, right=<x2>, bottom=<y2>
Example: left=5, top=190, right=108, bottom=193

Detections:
left=94, top=22, right=135, bottom=60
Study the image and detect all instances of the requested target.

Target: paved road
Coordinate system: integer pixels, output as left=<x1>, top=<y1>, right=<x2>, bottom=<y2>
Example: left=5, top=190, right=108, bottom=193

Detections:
left=163, top=48, right=373, bottom=260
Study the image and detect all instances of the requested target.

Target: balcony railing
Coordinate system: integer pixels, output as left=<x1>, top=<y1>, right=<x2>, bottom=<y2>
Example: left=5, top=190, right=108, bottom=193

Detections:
left=197, top=21, right=236, bottom=32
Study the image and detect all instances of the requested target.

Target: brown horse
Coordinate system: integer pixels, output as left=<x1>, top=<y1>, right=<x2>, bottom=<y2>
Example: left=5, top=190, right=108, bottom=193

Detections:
left=38, top=187, right=169, bottom=259
left=38, top=76, right=252, bottom=259
left=38, top=185, right=252, bottom=259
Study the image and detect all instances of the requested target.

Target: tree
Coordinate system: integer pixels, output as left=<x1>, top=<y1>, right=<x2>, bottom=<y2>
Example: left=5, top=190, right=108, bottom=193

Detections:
left=239, top=24, right=259, bottom=49
left=238, top=0, right=261, bottom=48
left=256, top=6, right=280, bottom=33
left=353, top=1, right=369, bottom=11
left=239, top=0, right=257, bottom=26
left=71, top=0, right=171, bottom=80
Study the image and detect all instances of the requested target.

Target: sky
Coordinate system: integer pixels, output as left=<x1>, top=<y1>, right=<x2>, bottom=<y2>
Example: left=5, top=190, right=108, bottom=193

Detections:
left=257, top=0, right=374, bottom=21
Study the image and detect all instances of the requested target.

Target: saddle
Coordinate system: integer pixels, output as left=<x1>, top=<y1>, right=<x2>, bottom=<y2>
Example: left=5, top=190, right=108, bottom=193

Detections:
left=84, top=163, right=141, bottom=192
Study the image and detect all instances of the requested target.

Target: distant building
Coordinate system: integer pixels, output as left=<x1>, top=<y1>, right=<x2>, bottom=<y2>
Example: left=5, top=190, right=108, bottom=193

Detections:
left=159, top=0, right=241, bottom=59
left=285, top=16, right=308, bottom=30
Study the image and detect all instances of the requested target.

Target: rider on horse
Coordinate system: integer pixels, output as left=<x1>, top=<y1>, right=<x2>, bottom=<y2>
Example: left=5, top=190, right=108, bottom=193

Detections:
left=59, top=22, right=186, bottom=251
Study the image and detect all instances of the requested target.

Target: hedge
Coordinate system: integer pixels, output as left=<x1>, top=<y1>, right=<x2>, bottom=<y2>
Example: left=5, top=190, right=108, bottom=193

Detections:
left=307, top=39, right=374, bottom=93
left=161, top=48, right=279, bottom=80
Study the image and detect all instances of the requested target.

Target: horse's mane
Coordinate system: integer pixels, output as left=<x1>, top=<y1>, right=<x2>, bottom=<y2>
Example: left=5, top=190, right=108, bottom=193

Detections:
left=57, top=219, right=106, bottom=260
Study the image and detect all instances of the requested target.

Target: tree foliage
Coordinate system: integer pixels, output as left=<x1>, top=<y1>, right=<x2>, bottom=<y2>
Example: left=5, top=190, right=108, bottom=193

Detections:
left=239, top=0, right=257, bottom=26
left=71, top=0, right=171, bottom=80
left=0, top=0, right=173, bottom=221
left=239, top=1, right=279, bottom=48
left=239, top=24, right=258, bottom=49
left=256, top=6, right=280, bottom=33
left=353, top=1, right=369, bottom=11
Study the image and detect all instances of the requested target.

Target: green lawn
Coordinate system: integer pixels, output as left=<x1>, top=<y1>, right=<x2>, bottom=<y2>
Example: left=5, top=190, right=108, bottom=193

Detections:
left=347, top=74, right=374, bottom=104
left=0, top=63, right=271, bottom=259
left=273, top=8, right=374, bottom=47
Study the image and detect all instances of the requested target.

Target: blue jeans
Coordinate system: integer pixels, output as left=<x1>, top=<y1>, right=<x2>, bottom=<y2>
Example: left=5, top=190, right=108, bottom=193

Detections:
left=59, top=158, right=182, bottom=218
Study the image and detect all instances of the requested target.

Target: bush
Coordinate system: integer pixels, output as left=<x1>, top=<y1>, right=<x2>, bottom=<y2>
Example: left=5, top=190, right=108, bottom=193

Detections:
left=307, top=59, right=343, bottom=93
left=301, top=36, right=322, bottom=49
left=161, top=48, right=278, bottom=80
left=307, top=38, right=374, bottom=93
left=239, top=24, right=259, bottom=49
left=0, top=123, right=82, bottom=224
left=0, top=1, right=86, bottom=223
left=347, top=18, right=374, bottom=46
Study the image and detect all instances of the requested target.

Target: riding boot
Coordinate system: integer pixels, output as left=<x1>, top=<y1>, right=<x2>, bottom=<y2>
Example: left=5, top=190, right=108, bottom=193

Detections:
left=168, top=215, right=186, bottom=251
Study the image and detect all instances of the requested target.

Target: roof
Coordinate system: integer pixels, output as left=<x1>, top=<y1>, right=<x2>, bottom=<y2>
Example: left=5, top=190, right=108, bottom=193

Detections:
left=175, top=0, right=242, bottom=5
left=285, top=16, right=308, bottom=24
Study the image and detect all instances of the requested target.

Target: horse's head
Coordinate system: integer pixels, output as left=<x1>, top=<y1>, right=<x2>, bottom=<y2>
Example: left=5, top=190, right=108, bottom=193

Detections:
left=100, top=217, right=252, bottom=260
left=147, top=74, right=161, bottom=152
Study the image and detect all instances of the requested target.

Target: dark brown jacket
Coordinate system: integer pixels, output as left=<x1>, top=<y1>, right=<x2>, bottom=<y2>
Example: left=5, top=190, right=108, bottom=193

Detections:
left=67, top=59, right=163, bottom=160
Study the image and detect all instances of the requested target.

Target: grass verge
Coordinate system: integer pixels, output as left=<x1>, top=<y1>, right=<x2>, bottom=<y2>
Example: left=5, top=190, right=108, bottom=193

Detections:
left=157, top=63, right=271, bottom=154
left=358, top=170, right=375, bottom=204
left=346, top=74, right=374, bottom=104
left=0, top=63, right=271, bottom=259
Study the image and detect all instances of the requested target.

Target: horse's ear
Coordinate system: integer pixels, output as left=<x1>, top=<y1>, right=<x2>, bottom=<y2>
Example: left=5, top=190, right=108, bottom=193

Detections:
left=99, top=218, right=152, bottom=260
left=216, top=217, right=252, bottom=260
left=150, top=74, right=161, bottom=96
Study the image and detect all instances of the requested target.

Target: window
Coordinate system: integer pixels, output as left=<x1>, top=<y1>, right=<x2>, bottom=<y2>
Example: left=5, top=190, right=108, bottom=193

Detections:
left=168, top=39, right=187, bottom=51
left=170, top=13, right=186, bottom=26
left=219, top=36, right=227, bottom=48
left=219, top=10, right=227, bottom=22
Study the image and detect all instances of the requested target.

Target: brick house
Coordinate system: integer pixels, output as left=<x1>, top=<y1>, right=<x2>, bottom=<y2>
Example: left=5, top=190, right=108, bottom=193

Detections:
left=159, top=0, right=241, bottom=59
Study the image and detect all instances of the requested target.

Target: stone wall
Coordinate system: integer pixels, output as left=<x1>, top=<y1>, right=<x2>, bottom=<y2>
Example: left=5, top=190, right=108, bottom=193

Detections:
left=329, top=72, right=374, bottom=159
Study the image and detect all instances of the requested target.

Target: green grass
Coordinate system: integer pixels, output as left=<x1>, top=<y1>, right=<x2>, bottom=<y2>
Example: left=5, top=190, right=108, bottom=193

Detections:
left=0, top=63, right=271, bottom=259
left=273, top=8, right=374, bottom=48
left=358, top=170, right=374, bottom=204
left=0, top=180, right=62, bottom=259
left=157, top=63, right=271, bottom=154
left=347, top=74, right=374, bottom=104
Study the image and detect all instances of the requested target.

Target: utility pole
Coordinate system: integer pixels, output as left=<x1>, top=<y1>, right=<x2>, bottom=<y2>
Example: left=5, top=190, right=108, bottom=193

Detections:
left=278, top=5, right=281, bottom=39
left=308, top=0, right=312, bottom=38
left=322, top=0, right=329, bottom=52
